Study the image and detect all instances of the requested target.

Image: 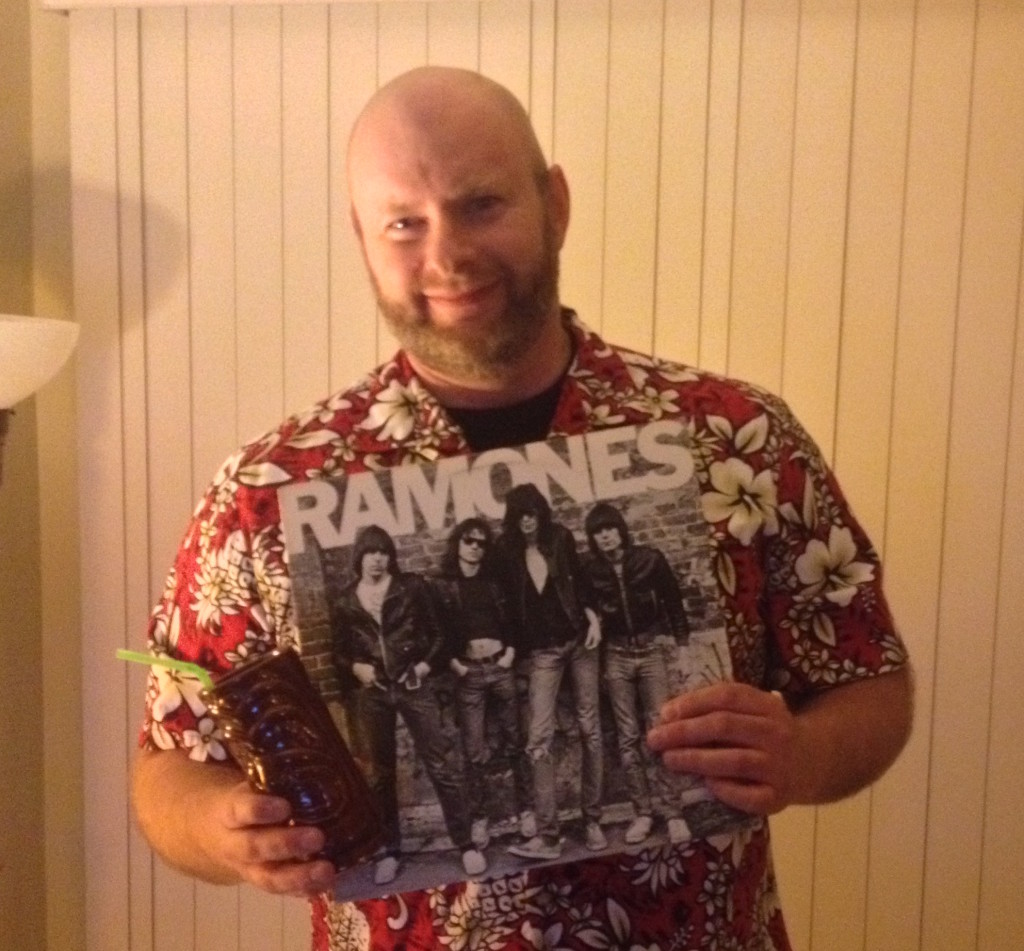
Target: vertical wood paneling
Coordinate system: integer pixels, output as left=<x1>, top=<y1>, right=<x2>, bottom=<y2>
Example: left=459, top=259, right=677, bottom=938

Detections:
left=729, top=3, right=813, bottom=941
left=111, top=7, right=160, bottom=950
left=981, top=226, right=1024, bottom=950
left=527, top=0, right=556, bottom=158
left=552, top=0, right=610, bottom=331
left=377, top=4, right=427, bottom=83
left=234, top=5, right=285, bottom=443
left=71, top=10, right=129, bottom=949
left=187, top=7, right=239, bottom=489
left=699, top=0, right=741, bottom=375
left=427, top=0, right=479, bottom=67
left=601, top=0, right=662, bottom=354
left=139, top=13, right=204, bottom=949
left=479, top=0, right=531, bottom=100
left=879, top=0, right=973, bottom=945
left=782, top=0, right=856, bottom=458
left=653, top=0, right=709, bottom=367
left=838, top=4, right=917, bottom=950
left=728, top=0, right=798, bottom=394
left=282, top=21, right=328, bottom=929
left=66, top=4, right=1024, bottom=951
left=185, top=15, right=246, bottom=939
left=898, top=6, right=976, bottom=951
left=786, top=9, right=860, bottom=946
left=930, top=1, right=1023, bottom=948
left=834, top=0, right=913, bottom=539
left=282, top=4, right=331, bottom=413
left=327, top=2, right=378, bottom=392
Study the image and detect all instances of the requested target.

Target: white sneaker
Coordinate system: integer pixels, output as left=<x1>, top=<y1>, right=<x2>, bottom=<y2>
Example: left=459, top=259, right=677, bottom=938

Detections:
left=624, top=815, right=654, bottom=845
left=585, top=822, right=608, bottom=851
left=373, top=855, right=399, bottom=885
left=508, top=835, right=562, bottom=860
left=462, top=848, right=488, bottom=876
left=668, top=817, right=692, bottom=844
left=519, top=810, right=537, bottom=838
left=471, top=818, right=491, bottom=849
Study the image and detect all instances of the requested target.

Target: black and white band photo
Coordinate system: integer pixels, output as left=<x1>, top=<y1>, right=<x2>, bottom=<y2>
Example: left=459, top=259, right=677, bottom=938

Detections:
left=280, top=422, right=745, bottom=901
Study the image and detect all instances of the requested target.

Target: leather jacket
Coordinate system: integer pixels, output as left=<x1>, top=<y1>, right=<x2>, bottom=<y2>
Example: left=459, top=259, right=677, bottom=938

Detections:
left=584, top=545, right=689, bottom=647
left=494, top=523, right=592, bottom=650
left=331, top=572, right=443, bottom=686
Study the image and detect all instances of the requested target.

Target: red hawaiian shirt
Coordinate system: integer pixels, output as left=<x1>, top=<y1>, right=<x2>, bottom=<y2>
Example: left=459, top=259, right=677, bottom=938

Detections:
left=142, top=314, right=908, bottom=950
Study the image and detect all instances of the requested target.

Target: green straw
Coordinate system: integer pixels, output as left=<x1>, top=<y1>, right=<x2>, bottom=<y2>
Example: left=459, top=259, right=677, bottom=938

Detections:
left=116, top=648, right=215, bottom=691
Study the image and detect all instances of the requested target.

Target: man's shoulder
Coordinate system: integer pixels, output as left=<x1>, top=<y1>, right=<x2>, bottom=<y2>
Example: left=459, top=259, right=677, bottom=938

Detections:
left=210, top=354, right=414, bottom=490
left=575, top=320, right=792, bottom=428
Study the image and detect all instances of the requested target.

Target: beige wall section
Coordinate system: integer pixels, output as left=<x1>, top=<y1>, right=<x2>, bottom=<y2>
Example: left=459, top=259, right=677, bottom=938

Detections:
left=59, top=2, right=1023, bottom=950
left=1, top=0, right=83, bottom=949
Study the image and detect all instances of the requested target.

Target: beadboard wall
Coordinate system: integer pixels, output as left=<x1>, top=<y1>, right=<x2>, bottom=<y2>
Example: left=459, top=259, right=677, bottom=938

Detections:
left=65, top=2, right=1023, bottom=949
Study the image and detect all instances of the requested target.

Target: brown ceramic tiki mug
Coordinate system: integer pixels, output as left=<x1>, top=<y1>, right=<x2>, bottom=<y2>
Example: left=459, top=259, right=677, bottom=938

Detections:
left=201, top=648, right=383, bottom=869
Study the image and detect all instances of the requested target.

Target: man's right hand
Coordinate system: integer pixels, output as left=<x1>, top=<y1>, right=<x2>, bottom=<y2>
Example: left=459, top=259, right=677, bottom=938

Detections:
left=133, top=747, right=338, bottom=898
left=352, top=662, right=378, bottom=687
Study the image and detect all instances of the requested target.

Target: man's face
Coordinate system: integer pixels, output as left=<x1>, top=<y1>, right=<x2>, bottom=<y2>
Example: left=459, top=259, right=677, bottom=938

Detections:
left=519, top=512, right=539, bottom=539
left=458, top=531, right=488, bottom=568
left=360, top=549, right=390, bottom=580
left=349, top=106, right=568, bottom=385
left=593, top=525, right=623, bottom=556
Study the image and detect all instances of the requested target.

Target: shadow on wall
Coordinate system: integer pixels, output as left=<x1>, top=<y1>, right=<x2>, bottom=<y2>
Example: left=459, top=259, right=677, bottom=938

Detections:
left=2, top=162, right=188, bottom=328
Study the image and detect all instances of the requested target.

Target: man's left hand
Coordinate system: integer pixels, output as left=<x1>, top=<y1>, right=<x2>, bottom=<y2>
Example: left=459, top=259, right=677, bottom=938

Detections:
left=646, top=682, right=800, bottom=815
left=646, top=669, right=912, bottom=816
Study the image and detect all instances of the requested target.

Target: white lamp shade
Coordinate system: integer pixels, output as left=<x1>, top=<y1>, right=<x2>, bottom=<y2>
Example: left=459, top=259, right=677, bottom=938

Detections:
left=0, top=315, right=80, bottom=409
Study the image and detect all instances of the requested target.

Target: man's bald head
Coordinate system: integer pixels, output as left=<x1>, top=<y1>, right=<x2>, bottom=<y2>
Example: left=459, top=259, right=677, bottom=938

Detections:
left=347, top=66, right=548, bottom=196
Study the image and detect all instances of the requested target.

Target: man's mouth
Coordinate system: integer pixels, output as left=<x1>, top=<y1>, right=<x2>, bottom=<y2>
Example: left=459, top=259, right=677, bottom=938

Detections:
left=423, top=280, right=500, bottom=309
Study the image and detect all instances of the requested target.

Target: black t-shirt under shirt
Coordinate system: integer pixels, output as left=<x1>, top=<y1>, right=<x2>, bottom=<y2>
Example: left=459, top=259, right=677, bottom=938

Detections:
left=446, top=373, right=563, bottom=452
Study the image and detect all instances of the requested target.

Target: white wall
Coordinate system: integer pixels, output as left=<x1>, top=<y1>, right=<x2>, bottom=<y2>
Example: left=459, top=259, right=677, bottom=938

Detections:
left=64, top=2, right=1023, bottom=950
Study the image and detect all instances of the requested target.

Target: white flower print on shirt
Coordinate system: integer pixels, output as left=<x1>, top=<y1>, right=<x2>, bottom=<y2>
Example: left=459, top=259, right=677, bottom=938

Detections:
left=361, top=378, right=427, bottom=442
left=150, top=661, right=207, bottom=722
left=702, top=457, right=780, bottom=545
left=183, top=716, right=226, bottom=761
left=191, top=529, right=254, bottom=630
left=795, top=525, right=875, bottom=607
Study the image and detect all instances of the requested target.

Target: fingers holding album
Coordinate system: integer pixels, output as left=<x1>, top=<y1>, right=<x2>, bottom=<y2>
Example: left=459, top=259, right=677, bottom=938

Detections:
left=646, top=682, right=800, bottom=815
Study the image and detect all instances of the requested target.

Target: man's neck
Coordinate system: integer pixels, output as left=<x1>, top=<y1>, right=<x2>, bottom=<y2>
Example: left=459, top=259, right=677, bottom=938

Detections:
left=458, top=559, right=481, bottom=577
left=406, top=309, right=572, bottom=410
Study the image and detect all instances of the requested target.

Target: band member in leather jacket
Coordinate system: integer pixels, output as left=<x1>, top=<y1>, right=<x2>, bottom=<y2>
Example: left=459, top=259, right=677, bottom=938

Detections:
left=583, top=502, right=692, bottom=846
left=331, top=524, right=482, bottom=884
left=495, top=483, right=606, bottom=861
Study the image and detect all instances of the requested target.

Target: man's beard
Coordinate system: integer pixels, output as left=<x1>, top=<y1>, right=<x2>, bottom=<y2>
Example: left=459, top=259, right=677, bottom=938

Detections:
left=373, top=224, right=560, bottom=385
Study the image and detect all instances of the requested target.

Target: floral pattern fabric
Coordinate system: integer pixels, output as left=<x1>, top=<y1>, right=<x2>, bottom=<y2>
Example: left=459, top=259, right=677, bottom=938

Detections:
left=142, top=314, right=908, bottom=950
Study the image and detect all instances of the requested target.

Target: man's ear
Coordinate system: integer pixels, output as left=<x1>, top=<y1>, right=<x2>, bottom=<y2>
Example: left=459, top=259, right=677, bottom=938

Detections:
left=350, top=204, right=364, bottom=240
left=546, top=165, right=571, bottom=249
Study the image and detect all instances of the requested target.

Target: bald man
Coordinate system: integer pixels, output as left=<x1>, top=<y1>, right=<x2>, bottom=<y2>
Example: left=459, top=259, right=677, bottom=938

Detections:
left=132, top=66, right=912, bottom=950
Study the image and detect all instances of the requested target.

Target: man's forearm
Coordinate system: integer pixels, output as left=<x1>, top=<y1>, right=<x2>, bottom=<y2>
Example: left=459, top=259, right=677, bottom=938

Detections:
left=789, top=666, right=914, bottom=805
left=132, top=746, right=337, bottom=897
left=132, top=747, right=247, bottom=884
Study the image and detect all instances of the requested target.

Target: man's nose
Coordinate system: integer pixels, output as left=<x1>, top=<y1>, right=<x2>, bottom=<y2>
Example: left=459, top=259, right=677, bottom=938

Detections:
left=422, top=217, right=473, bottom=276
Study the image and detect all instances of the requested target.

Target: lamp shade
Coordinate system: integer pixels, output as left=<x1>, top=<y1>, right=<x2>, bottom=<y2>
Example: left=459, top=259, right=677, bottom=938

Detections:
left=0, top=315, right=79, bottom=408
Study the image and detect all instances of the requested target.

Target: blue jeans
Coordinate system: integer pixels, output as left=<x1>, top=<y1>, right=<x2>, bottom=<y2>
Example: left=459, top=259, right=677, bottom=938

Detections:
left=526, top=640, right=603, bottom=838
left=454, top=659, right=531, bottom=820
left=604, top=645, right=671, bottom=815
left=354, top=679, right=470, bottom=854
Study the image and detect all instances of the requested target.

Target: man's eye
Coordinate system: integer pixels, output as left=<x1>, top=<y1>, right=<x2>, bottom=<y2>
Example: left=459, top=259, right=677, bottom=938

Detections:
left=385, top=218, right=423, bottom=239
left=465, top=195, right=501, bottom=216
